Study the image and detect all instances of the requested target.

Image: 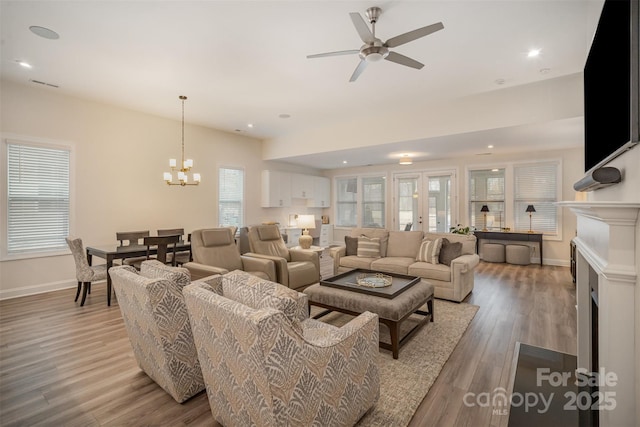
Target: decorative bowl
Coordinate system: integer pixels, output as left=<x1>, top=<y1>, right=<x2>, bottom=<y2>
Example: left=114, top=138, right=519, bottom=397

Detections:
left=356, top=273, right=392, bottom=288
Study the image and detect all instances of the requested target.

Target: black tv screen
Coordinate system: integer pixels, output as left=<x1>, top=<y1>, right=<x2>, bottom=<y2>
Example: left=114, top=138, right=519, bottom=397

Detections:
left=583, top=0, right=638, bottom=173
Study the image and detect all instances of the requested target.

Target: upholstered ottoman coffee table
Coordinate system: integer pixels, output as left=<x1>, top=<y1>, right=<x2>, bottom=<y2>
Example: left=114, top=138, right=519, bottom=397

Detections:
left=304, top=269, right=434, bottom=359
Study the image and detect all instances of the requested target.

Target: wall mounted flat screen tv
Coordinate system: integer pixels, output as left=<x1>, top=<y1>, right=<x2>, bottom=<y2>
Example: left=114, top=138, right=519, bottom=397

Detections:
left=583, top=0, right=639, bottom=173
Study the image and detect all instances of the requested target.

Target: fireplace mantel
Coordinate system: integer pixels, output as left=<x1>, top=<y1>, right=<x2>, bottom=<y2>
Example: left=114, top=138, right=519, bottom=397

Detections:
left=557, top=201, right=639, bottom=427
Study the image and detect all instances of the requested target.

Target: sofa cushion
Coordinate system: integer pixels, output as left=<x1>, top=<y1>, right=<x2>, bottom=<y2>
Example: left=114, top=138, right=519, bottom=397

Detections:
left=340, top=255, right=375, bottom=270
left=345, top=236, right=358, bottom=256
left=416, top=238, right=443, bottom=264
left=357, top=236, right=381, bottom=258
left=386, top=231, right=423, bottom=258
left=370, top=257, right=414, bottom=275
left=439, top=238, right=463, bottom=266
left=408, top=262, right=451, bottom=282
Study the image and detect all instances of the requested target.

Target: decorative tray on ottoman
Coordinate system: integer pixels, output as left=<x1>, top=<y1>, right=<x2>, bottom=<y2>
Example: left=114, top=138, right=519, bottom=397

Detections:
left=356, top=272, right=393, bottom=288
left=320, top=268, right=420, bottom=299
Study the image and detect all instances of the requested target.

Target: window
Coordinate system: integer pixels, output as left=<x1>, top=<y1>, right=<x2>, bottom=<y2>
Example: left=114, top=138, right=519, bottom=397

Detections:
left=335, top=177, right=357, bottom=227
left=5, top=140, right=70, bottom=255
left=218, top=167, right=244, bottom=228
left=361, top=176, right=385, bottom=228
left=514, top=162, right=559, bottom=235
left=469, top=169, right=505, bottom=230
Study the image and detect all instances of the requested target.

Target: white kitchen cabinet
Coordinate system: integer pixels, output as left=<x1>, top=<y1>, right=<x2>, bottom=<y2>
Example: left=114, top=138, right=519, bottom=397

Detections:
left=290, top=173, right=315, bottom=199
left=261, top=170, right=291, bottom=207
left=311, top=176, right=330, bottom=207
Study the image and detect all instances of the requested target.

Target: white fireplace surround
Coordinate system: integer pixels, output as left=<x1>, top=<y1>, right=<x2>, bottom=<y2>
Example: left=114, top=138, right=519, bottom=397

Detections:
left=558, top=201, right=639, bottom=427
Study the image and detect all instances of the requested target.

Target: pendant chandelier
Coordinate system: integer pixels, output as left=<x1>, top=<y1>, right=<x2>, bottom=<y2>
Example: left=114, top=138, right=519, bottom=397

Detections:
left=163, top=95, right=201, bottom=186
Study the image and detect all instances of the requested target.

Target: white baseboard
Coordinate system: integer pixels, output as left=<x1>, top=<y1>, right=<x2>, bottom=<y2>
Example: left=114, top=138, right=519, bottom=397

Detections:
left=0, top=279, right=105, bottom=300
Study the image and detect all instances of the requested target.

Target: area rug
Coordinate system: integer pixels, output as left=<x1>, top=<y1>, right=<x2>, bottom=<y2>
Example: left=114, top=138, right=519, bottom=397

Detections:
left=312, top=299, right=479, bottom=426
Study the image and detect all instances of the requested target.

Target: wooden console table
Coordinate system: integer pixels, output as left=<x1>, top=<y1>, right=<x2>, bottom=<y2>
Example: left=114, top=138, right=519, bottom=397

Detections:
left=473, top=230, right=543, bottom=265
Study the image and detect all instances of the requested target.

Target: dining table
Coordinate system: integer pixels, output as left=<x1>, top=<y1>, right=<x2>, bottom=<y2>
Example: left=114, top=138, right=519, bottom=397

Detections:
left=86, top=240, right=191, bottom=306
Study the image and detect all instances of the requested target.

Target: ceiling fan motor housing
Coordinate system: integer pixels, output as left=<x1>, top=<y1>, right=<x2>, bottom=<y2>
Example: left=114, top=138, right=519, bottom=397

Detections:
left=360, top=43, right=389, bottom=62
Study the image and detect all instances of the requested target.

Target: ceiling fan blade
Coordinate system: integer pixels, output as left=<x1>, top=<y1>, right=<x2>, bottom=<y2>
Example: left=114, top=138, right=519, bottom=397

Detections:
left=385, top=51, right=424, bottom=69
left=307, top=49, right=360, bottom=59
left=349, top=59, right=369, bottom=82
left=349, top=12, right=374, bottom=43
left=385, top=22, right=444, bottom=48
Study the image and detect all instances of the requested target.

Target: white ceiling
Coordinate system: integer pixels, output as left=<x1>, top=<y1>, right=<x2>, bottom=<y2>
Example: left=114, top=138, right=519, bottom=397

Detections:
left=0, top=1, right=603, bottom=169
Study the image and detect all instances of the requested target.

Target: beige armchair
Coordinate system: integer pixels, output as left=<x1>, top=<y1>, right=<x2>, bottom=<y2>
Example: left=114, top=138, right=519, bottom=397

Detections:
left=245, top=224, right=320, bottom=291
left=109, top=260, right=208, bottom=403
left=183, top=227, right=276, bottom=281
left=183, top=270, right=380, bottom=426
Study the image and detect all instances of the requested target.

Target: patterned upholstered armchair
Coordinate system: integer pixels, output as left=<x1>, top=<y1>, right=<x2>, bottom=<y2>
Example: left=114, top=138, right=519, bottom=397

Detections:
left=109, top=260, right=209, bottom=403
left=184, top=270, right=380, bottom=426
left=183, top=227, right=276, bottom=282
left=245, top=224, right=320, bottom=291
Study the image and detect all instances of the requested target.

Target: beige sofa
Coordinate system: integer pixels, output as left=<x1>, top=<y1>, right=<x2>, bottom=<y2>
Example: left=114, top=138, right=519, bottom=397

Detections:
left=330, top=228, right=479, bottom=302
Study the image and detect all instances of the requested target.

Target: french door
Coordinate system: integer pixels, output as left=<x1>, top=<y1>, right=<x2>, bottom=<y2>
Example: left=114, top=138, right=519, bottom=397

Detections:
left=394, top=170, right=456, bottom=233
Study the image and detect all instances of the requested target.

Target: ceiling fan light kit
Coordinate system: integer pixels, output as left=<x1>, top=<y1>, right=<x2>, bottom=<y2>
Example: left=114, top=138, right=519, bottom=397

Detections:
left=307, top=6, right=444, bottom=82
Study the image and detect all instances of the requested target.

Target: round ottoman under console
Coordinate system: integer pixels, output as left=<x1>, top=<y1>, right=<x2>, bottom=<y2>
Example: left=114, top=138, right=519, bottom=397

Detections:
left=483, top=243, right=505, bottom=263
left=506, top=244, right=531, bottom=265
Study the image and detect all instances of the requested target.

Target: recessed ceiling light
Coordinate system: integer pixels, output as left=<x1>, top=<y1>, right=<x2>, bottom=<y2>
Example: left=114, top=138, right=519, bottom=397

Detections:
left=487, top=145, right=494, bottom=149
left=247, top=123, right=254, bottom=128
left=528, top=49, right=541, bottom=58
left=492, top=168, right=499, bottom=172
left=29, top=26, right=59, bottom=40
left=342, top=160, right=348, bottom=164
left=16, top=60, right=32, bottom=69
left=278, top=113, right=291, bottom=119
left=399, top=154, right=412, bottom=165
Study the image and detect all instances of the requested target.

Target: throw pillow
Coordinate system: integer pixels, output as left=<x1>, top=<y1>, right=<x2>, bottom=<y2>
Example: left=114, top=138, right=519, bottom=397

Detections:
left=345, top=236, right=358, bottom=256
left=416, top=238, right=443, bottom=264
left=357, top=235, right=381, bottom=258
left=439, top=239, right=463, bottom=266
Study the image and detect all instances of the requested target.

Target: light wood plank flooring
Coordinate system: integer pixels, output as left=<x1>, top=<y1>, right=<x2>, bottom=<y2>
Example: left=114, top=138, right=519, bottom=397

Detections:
left=0, top=258, right=576, bottom=426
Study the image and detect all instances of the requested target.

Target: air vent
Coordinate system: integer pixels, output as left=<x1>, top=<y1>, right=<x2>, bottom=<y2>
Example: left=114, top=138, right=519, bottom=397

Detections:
left=475, top=152, right=492, bottom=156
left=30, top=79, right=59, bottom=88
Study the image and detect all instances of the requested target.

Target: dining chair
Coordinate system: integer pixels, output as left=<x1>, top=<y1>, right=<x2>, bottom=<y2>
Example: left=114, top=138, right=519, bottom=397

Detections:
left=144, top=235, right=180, bottom=266
left=116, top=230, right=150, bottom=268
left=65, top=236, right=108, bottom=306
left=157, top=228, right=191, bottom=265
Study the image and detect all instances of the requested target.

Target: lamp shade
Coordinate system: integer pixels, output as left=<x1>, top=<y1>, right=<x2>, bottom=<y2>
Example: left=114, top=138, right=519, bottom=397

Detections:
left=525, top=205, right=536, bottom=213
left=297, top=214, right=316, bottom=230
left=480, top=205, right=490, bottom=212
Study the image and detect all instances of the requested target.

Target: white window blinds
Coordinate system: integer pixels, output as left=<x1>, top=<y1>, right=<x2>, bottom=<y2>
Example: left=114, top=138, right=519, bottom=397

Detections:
left=469, top=169, right=505, bottom=230
left=361, top=176, right=385, bottom=228
left=514, top=162, right=559, bottom=234
left=336, top=177, right=357, bottom=227
left=218, top=167, right=244, bottom=228
left=7, top=142, right=70, bottom=254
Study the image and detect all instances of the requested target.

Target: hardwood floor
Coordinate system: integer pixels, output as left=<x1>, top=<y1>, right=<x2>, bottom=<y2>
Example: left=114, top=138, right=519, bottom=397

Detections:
left=0, top=260, right=576, bottom=427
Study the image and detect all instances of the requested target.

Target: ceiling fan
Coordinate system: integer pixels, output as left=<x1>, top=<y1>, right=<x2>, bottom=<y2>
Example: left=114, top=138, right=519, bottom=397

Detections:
left=307, top=6, right=444, bottom=82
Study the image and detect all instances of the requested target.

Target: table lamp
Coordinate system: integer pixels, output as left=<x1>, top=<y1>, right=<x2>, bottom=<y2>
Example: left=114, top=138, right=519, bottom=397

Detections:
left=526, top=205, right=536, bottom=233
left=480, top=205, right=489, bottom=231
left=297, top=214, right=316, bottom=249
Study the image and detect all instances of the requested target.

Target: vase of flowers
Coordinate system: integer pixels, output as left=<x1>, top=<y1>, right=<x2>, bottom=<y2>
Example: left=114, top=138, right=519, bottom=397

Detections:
left=449, top=224, right=472, bottom=235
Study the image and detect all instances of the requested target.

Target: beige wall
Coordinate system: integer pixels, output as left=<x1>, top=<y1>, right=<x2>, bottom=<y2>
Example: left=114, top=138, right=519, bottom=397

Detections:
left=0, top=78, right=591, bottom=297
left=0, top=80, right=315, bottom=298
left=325, top=146, right=585, bottom=266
